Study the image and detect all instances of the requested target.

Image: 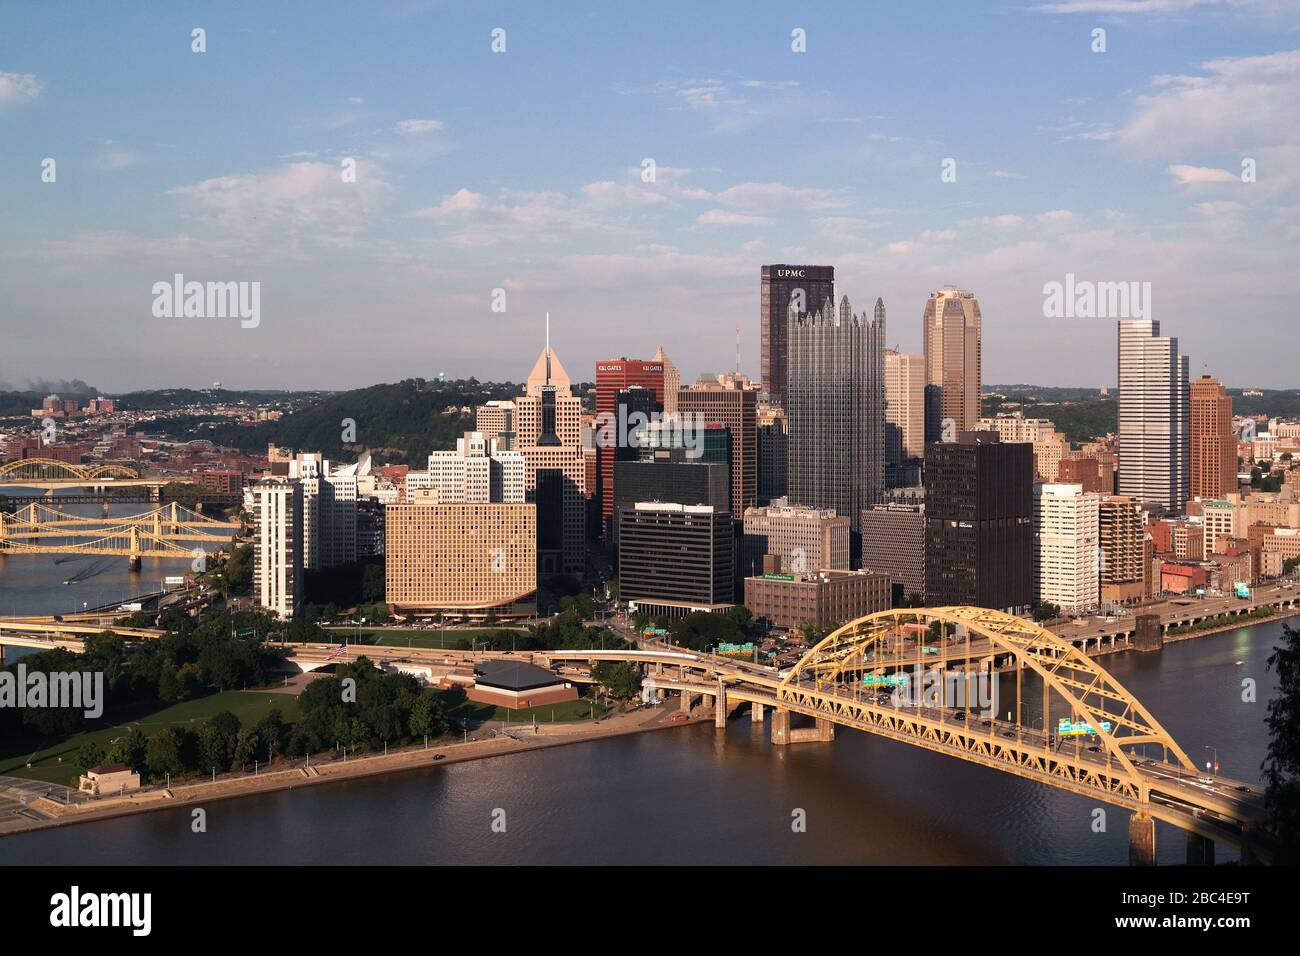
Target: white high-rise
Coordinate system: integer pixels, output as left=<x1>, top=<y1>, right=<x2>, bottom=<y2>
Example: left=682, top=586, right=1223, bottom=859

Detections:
left=885, top=350, right=925, bottom=461
left=1117, top=319, right=1190, bottom=515
left=426, top=431, right=525, bottom=504
left=1033, top=483, right=1100, bottom=614
left=288, top=453, right=358, bottom=570
left=252, top=478, right=304, bottom=620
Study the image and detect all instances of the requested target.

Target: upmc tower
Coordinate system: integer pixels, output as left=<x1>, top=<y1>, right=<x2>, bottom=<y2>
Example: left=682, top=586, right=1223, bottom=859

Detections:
left=761, top=264, right=834, bottom=408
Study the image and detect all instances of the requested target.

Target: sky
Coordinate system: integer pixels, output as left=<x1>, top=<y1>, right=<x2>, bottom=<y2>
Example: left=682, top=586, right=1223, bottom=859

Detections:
left=1, top=0, right=1298, bottom=392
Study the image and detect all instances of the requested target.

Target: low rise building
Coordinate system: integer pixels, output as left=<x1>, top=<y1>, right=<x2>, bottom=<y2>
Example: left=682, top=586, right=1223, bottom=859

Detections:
left=745, top=568, right=892, bottom=632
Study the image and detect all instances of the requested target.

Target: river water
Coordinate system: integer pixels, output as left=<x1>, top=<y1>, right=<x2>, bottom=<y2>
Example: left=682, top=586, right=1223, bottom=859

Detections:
left=0, top=495, right=1286, bottom=865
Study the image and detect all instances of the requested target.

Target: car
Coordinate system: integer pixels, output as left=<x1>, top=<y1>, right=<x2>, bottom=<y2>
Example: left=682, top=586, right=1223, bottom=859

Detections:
left=432, top=754, right=445, bottom=761
left=1086, top=745, right=1102, bottom=753
left=1235, top=785, right=1252, bottom=793
left=1001, top=731, right=1016, bottom=739
left=953, top=710, right=966, bottom=719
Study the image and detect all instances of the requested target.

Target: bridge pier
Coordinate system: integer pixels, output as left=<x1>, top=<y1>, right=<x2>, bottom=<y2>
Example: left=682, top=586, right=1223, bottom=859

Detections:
left=751, top=701, right=765, bottom=727
left=713, top=680, right=727, bottom=728
left=1128, top=812, right=1157, bottom=866
left=1186, top=831, right=1215, bottom=866
left=770, top=707, right=790, bottom=745
left=1239, top=826, right=1262, bottom=866
left=679, top=691, right=695, bottom=714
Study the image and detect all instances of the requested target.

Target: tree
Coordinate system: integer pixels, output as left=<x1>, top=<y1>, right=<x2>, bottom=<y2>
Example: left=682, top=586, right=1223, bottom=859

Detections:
left=1265, top=622, right=1300, bottom=863
left=107, top=728, right=148, bottom=772
left=409, top=692, right=448, bottom=739
left=75, top=741, right=106, bottom=772
left=232, top=729, right=261, bottom=770
left=145, top=727, right=189, bottom=781
left=1031, top=601, right=1061, bottom=622
left=593, top=661, right=641, bottom=700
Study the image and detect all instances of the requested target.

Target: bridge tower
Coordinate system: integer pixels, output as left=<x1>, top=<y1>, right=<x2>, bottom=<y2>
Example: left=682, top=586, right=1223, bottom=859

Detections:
left=1128, top=812, right=1156, bottom=865
left=128, top=526, right=141, bottom=570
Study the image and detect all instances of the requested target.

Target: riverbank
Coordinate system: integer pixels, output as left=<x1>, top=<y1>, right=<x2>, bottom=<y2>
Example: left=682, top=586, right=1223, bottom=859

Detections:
left=0, top=702, right=709, bottom=838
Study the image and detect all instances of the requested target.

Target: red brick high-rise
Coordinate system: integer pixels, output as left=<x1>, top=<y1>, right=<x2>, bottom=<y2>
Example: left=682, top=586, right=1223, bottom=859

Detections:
left=595, top=358, right=664, bottom=537
left=1190, top=374, right=1236, bottom=501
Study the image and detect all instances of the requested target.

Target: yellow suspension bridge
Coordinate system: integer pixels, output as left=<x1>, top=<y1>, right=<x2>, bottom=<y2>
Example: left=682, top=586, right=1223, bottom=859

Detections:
left=0, top=500, right=240, bottom=567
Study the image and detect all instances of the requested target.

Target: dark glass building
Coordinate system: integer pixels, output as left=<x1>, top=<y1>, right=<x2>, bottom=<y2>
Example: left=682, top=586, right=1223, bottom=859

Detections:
left=923, top=431, right=1033, bottom=612
left=761, top=264, right=834, bottom=408
left=618, top=503, right=735, bottom=617
left=786, top=294, right=886, bottom=546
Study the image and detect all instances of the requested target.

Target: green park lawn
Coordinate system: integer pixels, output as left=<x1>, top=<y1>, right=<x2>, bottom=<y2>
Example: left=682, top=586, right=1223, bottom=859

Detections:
left=0, top=689, right=301, bottom=785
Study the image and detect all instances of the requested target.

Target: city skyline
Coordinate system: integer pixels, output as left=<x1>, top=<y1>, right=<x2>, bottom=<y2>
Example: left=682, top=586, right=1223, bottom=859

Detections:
left=2, top=2, right=1299, bottom=391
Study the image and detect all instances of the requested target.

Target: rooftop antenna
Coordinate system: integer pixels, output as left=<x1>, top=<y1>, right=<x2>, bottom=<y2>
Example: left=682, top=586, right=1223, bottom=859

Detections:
left=735, top=324, right=741, bottom=376
left=545, top=311, right=552, bottom=384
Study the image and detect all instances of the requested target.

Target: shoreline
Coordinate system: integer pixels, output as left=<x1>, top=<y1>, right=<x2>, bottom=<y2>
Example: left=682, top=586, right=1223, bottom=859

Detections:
left=0, top=705, right=710, bottom=839
left=1060, top=604, right=1300, bottom=658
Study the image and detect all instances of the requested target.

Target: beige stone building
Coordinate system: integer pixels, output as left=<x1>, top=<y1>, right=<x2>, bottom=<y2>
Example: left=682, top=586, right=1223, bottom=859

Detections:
left=385, top=492, right=536, bottom=619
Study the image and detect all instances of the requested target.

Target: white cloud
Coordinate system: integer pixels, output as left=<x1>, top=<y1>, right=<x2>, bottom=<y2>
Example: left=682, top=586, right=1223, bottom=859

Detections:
left=396, top=118, right=444, bottom=134
left=1190, top=200, right=1246, bottom=215
left=0, top=71, right=39, bottom=108
left=696, top=209, right=773, bottom=226
left=1167, top=163, right=1238, bottom=185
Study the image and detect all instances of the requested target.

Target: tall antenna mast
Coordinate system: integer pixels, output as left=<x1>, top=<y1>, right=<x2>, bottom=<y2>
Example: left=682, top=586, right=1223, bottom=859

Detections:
left=544, top=311, right=552, bottom=383
left=735, top=324, right=741, bottom=376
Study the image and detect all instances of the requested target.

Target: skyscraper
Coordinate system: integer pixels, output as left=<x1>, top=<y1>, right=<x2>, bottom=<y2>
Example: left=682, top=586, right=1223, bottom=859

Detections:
left=922, top=287, right=982, bottom=437
left=786, top=295, right=886, bottom=541
left=884, top=350, right=925, bottom=486
left=509, top=317, right=587, bottom=574
left=1117, top=319, right=1190, bottom=515
left=924, top=431, right=1033, bottom=612
left=1190, top=374, right=1237, bottom=500
left=677, top=378, right=758, bottom=517
left=1033, top=483, right=1100, bottom=614
left=760, top=264, right=834, bottom=407
left=654, top=344, right=681, bottom=415
left=251, top=477, right=304, bottom=620
left=595, top=357, right=665, bottom=537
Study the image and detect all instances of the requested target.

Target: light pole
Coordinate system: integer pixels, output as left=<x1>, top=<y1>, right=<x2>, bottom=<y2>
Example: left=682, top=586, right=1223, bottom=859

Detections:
left=1204, top=745, right=1220, bottom=778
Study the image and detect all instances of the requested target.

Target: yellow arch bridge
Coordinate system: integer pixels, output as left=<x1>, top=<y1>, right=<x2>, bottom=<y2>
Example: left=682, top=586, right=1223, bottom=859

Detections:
left=540, top=606, right=1274, bottom=865
left=0, top=500, right=239, bottom=566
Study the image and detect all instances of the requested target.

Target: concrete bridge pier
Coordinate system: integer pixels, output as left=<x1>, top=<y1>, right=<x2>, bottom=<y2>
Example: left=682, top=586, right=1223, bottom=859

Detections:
left=1239, top=826, right=1262, bottom=866
left=1186, top=831, right=1215, bottom=866
left=713, top=681, right=727, bottom=728
left=771, top=707, right=791, bottom=745
left=1129, top=812, right=1156, bottom=866
left=679, top=691, right=695, bottom=714
left=750, top=701, right=765, bottom=727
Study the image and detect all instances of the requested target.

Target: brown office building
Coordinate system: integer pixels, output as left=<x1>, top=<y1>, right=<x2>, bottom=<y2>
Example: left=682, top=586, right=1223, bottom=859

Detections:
left=761, top=264, right=834, bottom=407
left=924, top=432, right=1033, bottom=612
left=1190, top=374, right=1237, bottom=501
left=1099, top=494, right=1149, bottom=604
left=678, top=380, right=758, bottom=517
left=385, top=492, right=537, bottom=619
left=745, top=568, right=892, bottom=631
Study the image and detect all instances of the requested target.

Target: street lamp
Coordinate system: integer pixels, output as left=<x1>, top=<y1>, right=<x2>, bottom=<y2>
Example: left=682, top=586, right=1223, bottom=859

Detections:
left=1204, top=745, right=1220, bottom=778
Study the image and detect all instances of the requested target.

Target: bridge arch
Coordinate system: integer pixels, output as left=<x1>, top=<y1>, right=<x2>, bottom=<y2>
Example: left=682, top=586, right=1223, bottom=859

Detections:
left=778, top=606, right=1197, bottom=802
left=0, top=458, right=139, bottom=481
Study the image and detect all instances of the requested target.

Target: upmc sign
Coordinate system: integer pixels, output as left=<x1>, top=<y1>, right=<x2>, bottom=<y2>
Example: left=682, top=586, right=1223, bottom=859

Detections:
left=776, top=268, right=806, bottom=279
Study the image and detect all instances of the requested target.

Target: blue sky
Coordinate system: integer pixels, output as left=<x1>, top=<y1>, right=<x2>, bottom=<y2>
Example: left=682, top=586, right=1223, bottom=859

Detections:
left=2, top=0, right=1298, bottom=391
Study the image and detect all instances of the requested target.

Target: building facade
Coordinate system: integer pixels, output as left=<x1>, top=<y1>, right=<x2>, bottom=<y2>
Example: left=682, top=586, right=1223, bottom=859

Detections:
left=923, top=287, right=982, bottom=437
left=1190, top=374, right=1237, bottom=501
left=1033, top=483, right=1100, bottom=614
left=677, top=380, right=757, bottom=517
left=251, top=477, right=304, bottom=620
left=745, top=569, right=892, bottom=631
left=595, top=357, right=665, bottom=538
left=861, top=502, right=925, bottom=600
left=618, top=502, right=734, bottom=616
left=385, top=494, right=537, bottom=619
left=923, top=432, right=1033, bottom=612
left=786, top=295, right=886, bottom=538
left=741, top=498, right=850, bottom=579
left=760, top=264, right=834, bottom=408
left=1117, top=319, right=1190, bottom=515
